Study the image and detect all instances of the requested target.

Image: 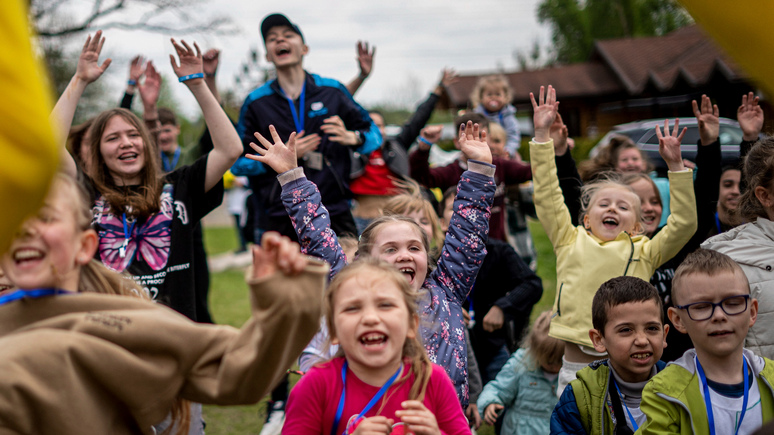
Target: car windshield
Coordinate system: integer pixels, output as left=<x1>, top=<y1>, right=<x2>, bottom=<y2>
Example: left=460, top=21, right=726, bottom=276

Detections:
left=641, top=125, right=743, bottom=146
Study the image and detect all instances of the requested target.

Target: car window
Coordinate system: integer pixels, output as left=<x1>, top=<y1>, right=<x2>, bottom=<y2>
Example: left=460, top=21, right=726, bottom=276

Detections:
left=719, top=126, right=743, bottom=145
left=641, top=127, right=700, bottom=145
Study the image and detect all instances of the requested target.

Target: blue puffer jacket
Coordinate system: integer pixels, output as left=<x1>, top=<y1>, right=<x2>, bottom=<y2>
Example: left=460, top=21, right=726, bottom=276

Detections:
left=477, top=348, right=559, bottom=435
left=277, top=162, right=495, bottom=408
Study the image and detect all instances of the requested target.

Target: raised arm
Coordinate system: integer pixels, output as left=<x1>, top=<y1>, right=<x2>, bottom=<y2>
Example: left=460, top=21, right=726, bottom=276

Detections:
left=345, top=41, right=374, bottom=96
left=120, top=55, right=145, bottom=110
left=50, top=31, right=112, bottom=177
left=690, top=95, right=722, bottom=245
left=395, top=68, right=458, bottom=149
left=202, top=49, right=222, bottom=104
left=737, top=92, right=764, bottom=193
left=169, top=39, right=242, bottom=192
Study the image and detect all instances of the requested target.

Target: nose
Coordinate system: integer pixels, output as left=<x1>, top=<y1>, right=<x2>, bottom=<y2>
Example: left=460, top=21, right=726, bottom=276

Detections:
left=361, top=305, right=379, bottom=324
left=633, top=330, right=649, bottom=346
left=15, top=219, right=38, bottom=238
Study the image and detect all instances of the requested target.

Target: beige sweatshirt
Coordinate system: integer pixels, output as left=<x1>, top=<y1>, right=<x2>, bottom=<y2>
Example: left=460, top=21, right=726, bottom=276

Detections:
left=0, top=261, right=327, bottom=434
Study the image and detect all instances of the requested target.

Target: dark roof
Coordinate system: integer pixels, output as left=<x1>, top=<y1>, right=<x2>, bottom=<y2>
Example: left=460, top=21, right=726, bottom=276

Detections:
left=445, top=25, right=747, bottom=108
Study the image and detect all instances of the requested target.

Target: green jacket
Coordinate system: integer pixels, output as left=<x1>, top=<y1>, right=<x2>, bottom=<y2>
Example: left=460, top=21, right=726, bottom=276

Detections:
left=530, top=140, right=697, bottom=347
left=637, top=349, right=774, bottom=434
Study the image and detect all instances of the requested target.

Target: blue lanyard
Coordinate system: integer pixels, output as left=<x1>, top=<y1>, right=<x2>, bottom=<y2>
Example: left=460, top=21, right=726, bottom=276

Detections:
left=612, top=379, right=640, bottom=432
left=696, top=355, right=750, bottom=435
left=331, top=361, right=402, bottom=435
left=161, top=147, right=181, bottom=172
left=0, top=288, right=72, bottom=305
left=120, top=213, right=137, bottom=259
left=281, top=83, right=306, bottom=133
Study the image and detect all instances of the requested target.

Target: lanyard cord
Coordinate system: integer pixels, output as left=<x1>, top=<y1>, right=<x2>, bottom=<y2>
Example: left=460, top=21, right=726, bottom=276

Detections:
left=696, top=355, right=750, bottom=435
left=331, top=361, right=402, bottom=435
left=122, top=212, right=136, bottom=241
left=0, top=288, right=72, bottom=305
left=612, top=378, right=640, bottom=432
left=282, top=83, right=306, bottom=133
left=161, top=147, right=181, bottom=172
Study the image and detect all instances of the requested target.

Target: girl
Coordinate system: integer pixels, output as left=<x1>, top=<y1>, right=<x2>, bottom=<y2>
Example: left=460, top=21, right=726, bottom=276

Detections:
left=477, top=311, right=564, bottom=435
left=284, top=258, right=470, bottom=434
left=471, top=75, right=521, bottom=159
left=0, top=174, right=326, bottom=434
left=51, top=32, right=243, bottom=321
left=248, top=122, right=495, bottom=408
left=382, top=191, right=445, bottom=261
left=529, top=85, right=696, bottom=396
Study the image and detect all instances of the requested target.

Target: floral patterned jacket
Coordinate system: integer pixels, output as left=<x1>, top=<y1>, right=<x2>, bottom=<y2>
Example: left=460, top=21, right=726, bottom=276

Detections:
left=277, top=162, right=495, bottom=407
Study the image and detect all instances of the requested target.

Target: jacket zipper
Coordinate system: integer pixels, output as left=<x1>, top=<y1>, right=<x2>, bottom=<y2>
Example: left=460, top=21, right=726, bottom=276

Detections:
left=623, top=235, right=635, bottom=276
left=555, top=283, right=563, bottom=317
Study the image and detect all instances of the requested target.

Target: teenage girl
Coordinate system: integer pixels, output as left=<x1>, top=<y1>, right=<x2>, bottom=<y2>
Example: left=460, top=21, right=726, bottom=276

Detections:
left=529, top=85, right=697, bottom=397
left=0, top=174, right=326, bottom=434
left=50, top=31, right=242, bottom=321
left=247, top=122, right=495, bottom=408
left=284, top=258, right=470, bottom=434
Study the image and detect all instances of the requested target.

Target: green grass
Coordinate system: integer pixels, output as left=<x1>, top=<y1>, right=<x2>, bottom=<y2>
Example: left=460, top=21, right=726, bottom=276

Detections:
left=200, top=222, right=558, bottom=434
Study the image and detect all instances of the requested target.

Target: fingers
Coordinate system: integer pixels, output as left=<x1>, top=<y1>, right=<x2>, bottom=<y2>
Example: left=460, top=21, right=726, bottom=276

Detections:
left=539, top=85, right=545, bottom=106
left=655, top=124, right=663, bottom=141
left=100, top=58, right=113, bottom=71
left=713, top=104, right=719, bottom=117
left=671, top=118, right=680, bottom=137
left=286, top=131, right=298, bottom=153
left=193, top=41, right=202, bottom=58
left=529, top=92, right=538, bottom=110
left=269, top=124, right=282, bottom=145
left=169, top=54, right=178, bottom=70
left=677, top=126, right=687, bottom=142
left=692, top=99, right=700, bottom=118
left=248, top=141, right=268, bottom=156
left=181, top=39, right=193, bottom=54
left=253, top=131, right=273, bottom=149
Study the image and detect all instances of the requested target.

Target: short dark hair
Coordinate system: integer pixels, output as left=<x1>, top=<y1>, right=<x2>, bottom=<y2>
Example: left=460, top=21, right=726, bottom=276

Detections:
left=453, top=112, right=489, bottom=130
left=592, top=276, right=663, bottom=334
left=672, top=249, right=749, bottom=306
left=158, top=108, right=178, bottom=126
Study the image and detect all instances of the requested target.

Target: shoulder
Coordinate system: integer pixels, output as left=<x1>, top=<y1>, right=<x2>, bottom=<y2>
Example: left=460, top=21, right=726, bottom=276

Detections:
left=242, top=81, right=276, bottom=107
left=295, top=357, right=343, bottom=392
left=310, top=74, right=350, bottom=96
left=646, top=356, right=696, bottom=398
left=572, top=361, right=609, bottom=395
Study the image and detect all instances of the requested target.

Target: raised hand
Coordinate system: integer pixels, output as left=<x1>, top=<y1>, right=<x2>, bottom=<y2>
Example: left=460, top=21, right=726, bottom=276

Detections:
left=458, top=121, right=492, bottom=164
left=530, top=85, right=560, bottom=142
left=247, top=125, right=298, bottom=174
left=549, top=112, right=570, bottom=156
left=321, top=115, right=359, bottom=145
left=76, top=30, right=112, bottom=84
left=129, top=55, right=146, bottom=83
left=250, top=232, right=308, bottom=279
left=203, top=49, right=220, bottom=77
left=294, top=130, right=321, bottom=158
left=138, top=61, right=161, bottom=108
left=356, top=41, right=375, bottom=78
left=440, top=68, right=459, bottom=87
left=692, top=94, right=719, bottom=146
left=169, top=38, right=203, bottom=83
left=394, top=400, right=441, bottom=435
left=738, top=91, right=764, bottom=141
left=655, top=119, right=687, bottom=172
left=418, top=125, right=443, bottom=150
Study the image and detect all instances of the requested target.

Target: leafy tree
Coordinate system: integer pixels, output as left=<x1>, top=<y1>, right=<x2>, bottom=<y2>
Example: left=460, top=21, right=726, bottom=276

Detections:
left=537, top=0, right=692, bottom=63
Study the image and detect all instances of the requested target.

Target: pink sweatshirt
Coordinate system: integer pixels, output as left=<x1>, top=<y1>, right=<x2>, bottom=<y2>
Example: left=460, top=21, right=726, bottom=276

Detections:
left=284, top=356, right=470, bottom=435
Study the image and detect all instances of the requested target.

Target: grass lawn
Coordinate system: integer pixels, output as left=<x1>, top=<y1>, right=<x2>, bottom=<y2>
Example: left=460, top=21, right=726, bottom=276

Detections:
left=200, top=219, right=557, bottom=434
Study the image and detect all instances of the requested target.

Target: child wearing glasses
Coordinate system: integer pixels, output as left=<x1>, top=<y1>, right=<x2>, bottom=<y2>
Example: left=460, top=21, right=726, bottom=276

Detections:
left=638, top=249, right=774, bottom=434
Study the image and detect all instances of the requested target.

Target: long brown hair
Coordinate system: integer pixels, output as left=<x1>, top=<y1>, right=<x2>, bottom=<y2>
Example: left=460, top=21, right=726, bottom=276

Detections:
left=739, top=138, right=774, bottom=222
left=579, top=135, right=653, bottom=182
left=88, top=108, right=163, bottom=218
left=325, top=258, right=433, bottom=401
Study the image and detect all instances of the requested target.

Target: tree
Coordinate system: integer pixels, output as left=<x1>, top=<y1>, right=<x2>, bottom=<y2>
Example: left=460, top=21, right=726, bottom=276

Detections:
left=30, top=0, right=236, bottom=38
left=537, top=0, right=692, bottom=63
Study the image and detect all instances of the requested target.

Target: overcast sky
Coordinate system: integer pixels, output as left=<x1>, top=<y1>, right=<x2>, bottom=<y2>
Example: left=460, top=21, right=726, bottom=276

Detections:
left=67, top=0, right=552, bottom=118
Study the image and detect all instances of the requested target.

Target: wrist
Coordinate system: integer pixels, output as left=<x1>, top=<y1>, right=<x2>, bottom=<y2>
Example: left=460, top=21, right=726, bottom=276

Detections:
left=178, top=72, right=205, bottom=84
left=743, top=132, right=759, bottom=141
left=667, top=162, right=685, bottom=172
left=418, top=136, right=434, bottom=150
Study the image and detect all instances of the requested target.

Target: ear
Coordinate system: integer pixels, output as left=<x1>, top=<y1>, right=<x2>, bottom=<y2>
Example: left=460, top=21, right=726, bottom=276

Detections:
left=589, top=328, right=607, bottom=354
left=662, top=323, right=670, bottom=349
left=77, top=229, right=99, bottom=265
left=667, top=307, right=688, bottom=334
left=631, top=221, right=643, bottom=236
left=750, top=298, right=759, bottom=327
left=301, top=44, right=309, bottom=56
left=755, top=185, right=774, bottom=209
left=583, top=214, right=591, bottom=230
left=407, top=314, right=419, bottom=339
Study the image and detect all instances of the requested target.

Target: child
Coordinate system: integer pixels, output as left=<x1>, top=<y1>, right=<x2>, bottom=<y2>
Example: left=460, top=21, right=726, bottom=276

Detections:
left=487, top=122, right=509, bottom=159
left=551, top=276, right=669, bottom=434
left=383, top=191, right=445, bottom=260
left=284, top=258, right=470, bottom=434
left=247, top=121, right=495, bottom=408
left=529, top=85, right=696, bottom=396
left=478, top=311, right=564, bottom=435
left=471, top=74, right=521, bottom=158
left=0, top=174, right=326, bottom=434
left=639, top=249, right=774, bottom=434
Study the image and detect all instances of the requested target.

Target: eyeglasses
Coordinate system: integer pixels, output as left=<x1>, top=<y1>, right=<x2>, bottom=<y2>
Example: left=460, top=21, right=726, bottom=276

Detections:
left=674, top=295, right=750, bottom=321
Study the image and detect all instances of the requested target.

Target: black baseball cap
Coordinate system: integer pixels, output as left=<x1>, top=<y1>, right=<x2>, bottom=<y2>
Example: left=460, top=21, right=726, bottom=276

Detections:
left=261, top=13, right=304, bottom=44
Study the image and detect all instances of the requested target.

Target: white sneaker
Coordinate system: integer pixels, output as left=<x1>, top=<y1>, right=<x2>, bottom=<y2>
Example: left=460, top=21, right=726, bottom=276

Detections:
left=258, top=401, right=285, bottom=435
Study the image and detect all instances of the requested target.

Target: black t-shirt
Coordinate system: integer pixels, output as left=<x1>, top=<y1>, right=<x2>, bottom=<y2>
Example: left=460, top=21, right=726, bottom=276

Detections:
left=85, top=156, right=223, bottom=320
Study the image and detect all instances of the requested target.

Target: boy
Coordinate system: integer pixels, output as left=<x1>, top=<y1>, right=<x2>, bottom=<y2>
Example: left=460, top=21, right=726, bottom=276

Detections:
left=551, top=276, right=669, bottom=434
left=638, top=249, right=774, bottom=434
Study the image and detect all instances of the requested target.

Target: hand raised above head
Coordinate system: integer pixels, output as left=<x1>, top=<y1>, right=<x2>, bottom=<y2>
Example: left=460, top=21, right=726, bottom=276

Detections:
left=129, top=55, right=146, bottom=82
left=76, top=30, right=112, bottom=84
left=202, top=49, right=220, bottom=76
left=356, top=41, right=375, bottom=78
left=655, top=119, right=687, bottom=172
left=738, top=91, right=764, bottom=141
left=458, top=121, right=492, bottom=164
left=691, top=94, right=719, bottom=146
left=138, top=61, right=161, bottom=107
left=169, top=38, right=203, bottom=83
left=530, top=85, right=559, bottom=142
left=247, top=125, right=298, bottom=174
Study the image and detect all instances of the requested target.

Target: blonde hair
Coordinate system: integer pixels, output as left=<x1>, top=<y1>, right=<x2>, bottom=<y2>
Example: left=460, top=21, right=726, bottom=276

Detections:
left=521, top=311, right=564, bottom=370
left=578, top=135, right=653, bottom=182
left=579, top=173, right=643, bottom=233
left=470, top=75, right=513, bottom=108
left=357, top=215, right=435, bottom=274
left=383, top=193, right=444, bottom=258
left=487, top=122, right=506, bottom=143
left=325, top=258, right=433, bottom=401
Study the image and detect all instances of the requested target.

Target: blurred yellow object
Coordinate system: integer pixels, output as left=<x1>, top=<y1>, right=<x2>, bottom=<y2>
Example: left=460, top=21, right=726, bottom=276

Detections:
left=680, top=0, right=774, bottom=97
left=0, top=0, right=59, bottom=253
left=223, top=170, right=235, bottom=190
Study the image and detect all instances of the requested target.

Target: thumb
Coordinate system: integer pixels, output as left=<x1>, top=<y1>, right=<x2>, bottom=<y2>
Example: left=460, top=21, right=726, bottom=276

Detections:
left=100, top=58, right=112, bottom=71
left=287, top=132, right=298, bottom=153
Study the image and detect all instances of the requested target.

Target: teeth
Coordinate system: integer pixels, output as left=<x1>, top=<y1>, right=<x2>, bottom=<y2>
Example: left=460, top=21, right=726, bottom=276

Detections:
left=13, top=249, right=43, bottom=261
left=119, top=153, right=138, bottom=161
left=360, top=334, right=386, bottom=344
left=631, top=353, right=651, bottom=359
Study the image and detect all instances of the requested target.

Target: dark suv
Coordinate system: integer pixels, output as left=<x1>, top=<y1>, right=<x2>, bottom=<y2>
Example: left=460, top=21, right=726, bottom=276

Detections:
left=590, top=118, right=744, bottom=175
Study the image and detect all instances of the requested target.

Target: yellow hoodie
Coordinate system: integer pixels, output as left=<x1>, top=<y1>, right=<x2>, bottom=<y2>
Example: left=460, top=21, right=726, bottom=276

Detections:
left=530, top=140, right=696, bottom=347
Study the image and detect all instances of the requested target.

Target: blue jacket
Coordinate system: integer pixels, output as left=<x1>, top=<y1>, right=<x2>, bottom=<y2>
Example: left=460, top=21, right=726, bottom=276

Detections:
left=277, top=163, right=495, bottom=408
left=232, top=72, right=381, bottom=216
left=551, top=359, right=666, bottom=435
left=477, top=348, right=559, bottom=435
